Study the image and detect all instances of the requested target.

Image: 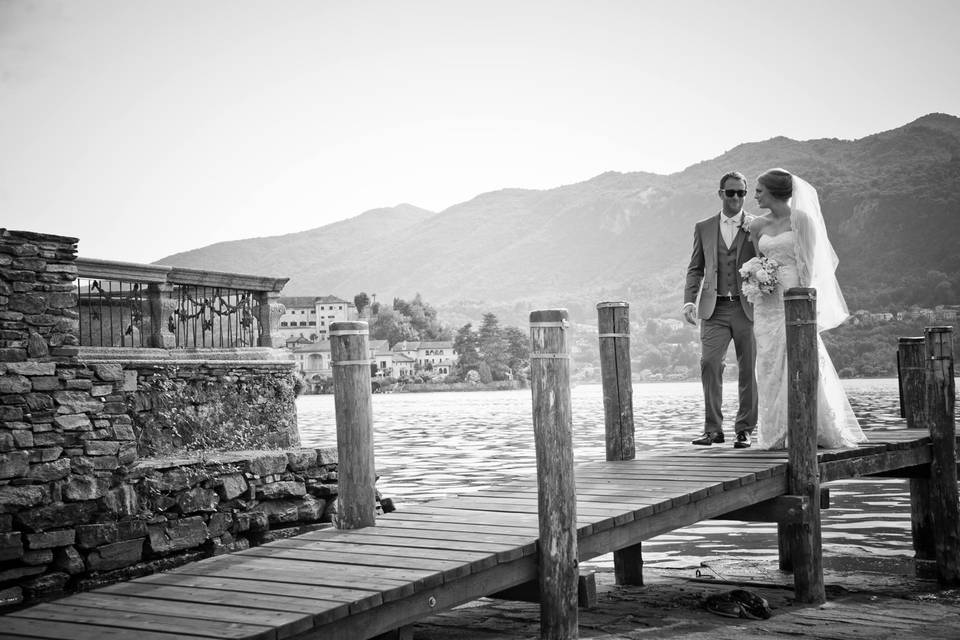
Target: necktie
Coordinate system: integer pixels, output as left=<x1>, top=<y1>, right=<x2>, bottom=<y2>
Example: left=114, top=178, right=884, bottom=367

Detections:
left=722, top=216, right=739, bottom=247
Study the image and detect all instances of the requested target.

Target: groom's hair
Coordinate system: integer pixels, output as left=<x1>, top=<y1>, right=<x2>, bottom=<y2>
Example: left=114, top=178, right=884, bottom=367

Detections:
left=718, top=171, right=747, bottom=190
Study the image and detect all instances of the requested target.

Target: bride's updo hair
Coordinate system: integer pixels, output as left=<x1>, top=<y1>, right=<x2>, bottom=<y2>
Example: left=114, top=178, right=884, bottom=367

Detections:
left=758, top=168, right=793, bottom=200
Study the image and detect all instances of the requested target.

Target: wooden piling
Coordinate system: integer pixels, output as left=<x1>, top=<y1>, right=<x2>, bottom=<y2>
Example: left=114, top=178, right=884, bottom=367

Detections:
left=899, top=336, right=936, bottom=576
left=783, top=287, right=825, bottom=604
left=923, top=326, right=960, bottom=585
left=529, top=309, right=578, bottom=640
left=330, top=321, right=377, bottom=529
left=597, top=302, right=635, bottom=461
left=899, top=337, right=927, bottom=425
left=596, top=301, right=642, bottom=585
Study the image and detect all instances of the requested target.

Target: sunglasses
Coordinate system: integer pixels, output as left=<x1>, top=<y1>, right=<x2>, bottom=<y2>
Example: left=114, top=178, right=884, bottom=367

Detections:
left=722, top=189, right=748, bottom=198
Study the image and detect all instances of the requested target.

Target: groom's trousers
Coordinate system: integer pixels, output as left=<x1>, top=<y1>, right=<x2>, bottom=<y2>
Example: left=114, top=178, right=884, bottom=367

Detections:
left=700, top=299, right=758, bottom=435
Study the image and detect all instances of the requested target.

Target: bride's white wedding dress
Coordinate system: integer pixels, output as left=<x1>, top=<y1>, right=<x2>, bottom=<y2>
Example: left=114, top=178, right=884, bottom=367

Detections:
left=753, top=227, right=866, bottom=450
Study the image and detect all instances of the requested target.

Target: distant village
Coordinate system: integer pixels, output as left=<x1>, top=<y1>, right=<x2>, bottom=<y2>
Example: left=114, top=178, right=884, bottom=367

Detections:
left=278, top=296, right=455, bottom=391
left=849, top=305, right=959, bottom=325
left=279, top=295, right=960, bottom=391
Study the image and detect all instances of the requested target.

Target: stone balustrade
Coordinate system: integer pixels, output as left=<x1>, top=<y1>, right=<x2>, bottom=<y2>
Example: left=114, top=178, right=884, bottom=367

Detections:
left=75, top=256, right=289, bottom=349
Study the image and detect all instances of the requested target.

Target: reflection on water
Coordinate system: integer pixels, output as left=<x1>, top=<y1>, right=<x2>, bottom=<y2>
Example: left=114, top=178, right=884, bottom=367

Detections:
left=297, top=379, right=920, bottom=568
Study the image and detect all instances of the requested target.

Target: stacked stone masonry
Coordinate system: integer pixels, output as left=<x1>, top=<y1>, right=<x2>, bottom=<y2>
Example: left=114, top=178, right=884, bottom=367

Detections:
left=1, top=229, right=353, bottom=612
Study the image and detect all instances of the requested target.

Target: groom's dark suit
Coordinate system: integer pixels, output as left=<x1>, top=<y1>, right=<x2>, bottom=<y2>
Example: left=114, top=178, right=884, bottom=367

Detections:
left=684, top=213, right=758, bottom=436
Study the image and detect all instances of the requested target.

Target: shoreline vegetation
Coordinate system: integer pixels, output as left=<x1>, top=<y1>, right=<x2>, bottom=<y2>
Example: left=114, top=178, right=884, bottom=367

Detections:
left=300, top=372, right=960, bottom=396
left=393, top=380, right=524, bottom=393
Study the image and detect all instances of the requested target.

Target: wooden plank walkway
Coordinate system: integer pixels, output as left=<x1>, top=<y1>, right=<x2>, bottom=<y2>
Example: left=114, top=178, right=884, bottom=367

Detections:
left=0, top=429, right=940, bottom=640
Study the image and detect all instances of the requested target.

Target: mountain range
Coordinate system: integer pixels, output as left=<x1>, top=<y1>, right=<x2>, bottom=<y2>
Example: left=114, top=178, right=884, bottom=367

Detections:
left=158, top=113, right=960, bottom=324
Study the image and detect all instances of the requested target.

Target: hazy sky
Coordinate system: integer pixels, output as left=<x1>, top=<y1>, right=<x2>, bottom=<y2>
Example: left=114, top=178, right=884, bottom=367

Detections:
left=2, top=0, right=958, bottom=263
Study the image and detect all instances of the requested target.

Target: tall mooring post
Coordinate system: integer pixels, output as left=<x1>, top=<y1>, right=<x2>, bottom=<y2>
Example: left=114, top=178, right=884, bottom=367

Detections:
left=783, top=288, right=825, bottom=604
left=529, top=309, right=578, bottom=640
left=330, top=321, right=377, bottom=529
left=898, top=336, right=937, bottom=577
left=596, top=301, right=642, bottom=585
left=923, top=326, right=960, bottom=585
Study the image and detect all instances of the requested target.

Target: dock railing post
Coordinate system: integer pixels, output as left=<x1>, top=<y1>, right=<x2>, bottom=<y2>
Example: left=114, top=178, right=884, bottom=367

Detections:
left=783, top=287, right=825, bottom=604
left=330, top=321, right=377, bottom=529
left=596, top=301, right=642, bottom=585
left=530, top=309, right=578, bottom=639
left=899, top=336, right=936, bottom=577
left=923, top=326, right=960, bottom=586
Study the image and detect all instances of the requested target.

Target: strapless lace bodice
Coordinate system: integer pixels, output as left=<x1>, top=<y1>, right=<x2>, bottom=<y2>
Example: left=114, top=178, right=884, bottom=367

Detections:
left=757, top=231, right=799, bottom=290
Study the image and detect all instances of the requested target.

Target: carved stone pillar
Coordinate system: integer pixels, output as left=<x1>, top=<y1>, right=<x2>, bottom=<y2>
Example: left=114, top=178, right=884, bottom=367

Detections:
left=147, top=283, right=178, bottom=348
left=255, top=291, right=286, bottom=348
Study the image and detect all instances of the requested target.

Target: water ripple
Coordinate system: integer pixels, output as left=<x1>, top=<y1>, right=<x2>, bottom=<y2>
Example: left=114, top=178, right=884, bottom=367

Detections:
left=298, top=379, right=921, bottom=566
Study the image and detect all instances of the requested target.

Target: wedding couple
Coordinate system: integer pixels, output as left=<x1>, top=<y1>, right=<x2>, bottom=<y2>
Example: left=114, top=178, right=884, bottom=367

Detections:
left=682, top=169, right=866, bottom=450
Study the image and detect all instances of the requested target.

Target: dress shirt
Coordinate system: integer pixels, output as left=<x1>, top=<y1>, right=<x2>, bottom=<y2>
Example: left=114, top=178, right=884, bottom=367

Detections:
left=720, top=211, right=743, bottom=248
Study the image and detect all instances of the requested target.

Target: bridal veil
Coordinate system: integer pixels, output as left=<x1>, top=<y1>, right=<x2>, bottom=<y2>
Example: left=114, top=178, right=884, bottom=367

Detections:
left=790, top=176, right=849, bottom=332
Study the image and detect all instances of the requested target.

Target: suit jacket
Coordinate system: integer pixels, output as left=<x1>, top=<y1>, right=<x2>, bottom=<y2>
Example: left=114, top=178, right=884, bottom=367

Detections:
left=684, top=214, right=756, bottom=321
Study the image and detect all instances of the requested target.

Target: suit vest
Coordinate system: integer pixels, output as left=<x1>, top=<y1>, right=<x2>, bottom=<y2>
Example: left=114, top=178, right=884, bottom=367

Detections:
left=716, top=226, right=741, bottom=297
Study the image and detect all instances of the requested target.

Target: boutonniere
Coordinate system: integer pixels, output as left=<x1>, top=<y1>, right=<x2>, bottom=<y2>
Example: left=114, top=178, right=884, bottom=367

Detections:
left=737, top=214, right=751, bottom=236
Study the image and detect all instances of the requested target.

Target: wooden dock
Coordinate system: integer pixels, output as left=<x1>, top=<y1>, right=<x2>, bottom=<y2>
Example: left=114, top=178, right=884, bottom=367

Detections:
left=2, top=300, right=955, bottom=639
left=0, top=429, right=946, bottom=640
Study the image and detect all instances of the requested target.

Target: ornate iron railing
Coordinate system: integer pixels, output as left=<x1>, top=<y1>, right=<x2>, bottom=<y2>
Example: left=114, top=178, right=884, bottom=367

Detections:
left=76, top=258, right=288, bottom=349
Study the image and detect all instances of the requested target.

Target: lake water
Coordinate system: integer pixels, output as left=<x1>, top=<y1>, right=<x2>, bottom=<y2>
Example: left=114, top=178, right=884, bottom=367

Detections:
left=296, top=379, right=921, bottom=571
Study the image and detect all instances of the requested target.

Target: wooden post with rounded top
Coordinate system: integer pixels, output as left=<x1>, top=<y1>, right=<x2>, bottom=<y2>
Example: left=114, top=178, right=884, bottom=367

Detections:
left=899, top=336, right=936, bottom=577
left=529, top=309, right=578, bottom=639
left=923, top=326, right=960, bottom=585
left=596, top=301, right=642, bottom=585
left=783, top=287, right=825, bottom=604
left=330, top=321, right=377, bottom=529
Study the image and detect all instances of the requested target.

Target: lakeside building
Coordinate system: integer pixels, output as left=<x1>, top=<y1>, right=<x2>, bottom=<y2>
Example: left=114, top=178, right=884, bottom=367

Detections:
left=372, top=340, right=417, bottom=379
left=292, top=340, right=333, bottom=382
left=278, top=295, right=353, bottom=343
left=390, top=340, right=456, bottom=375
left=293, top=338, right=450, bottom=383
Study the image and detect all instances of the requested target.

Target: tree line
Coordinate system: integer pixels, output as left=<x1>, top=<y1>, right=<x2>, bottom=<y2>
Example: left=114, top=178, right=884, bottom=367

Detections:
left=452, top=313, right=530, bottom=383
left=354, top=292, right=451, bottom=346
left=352, top=293, right=530, bottom=383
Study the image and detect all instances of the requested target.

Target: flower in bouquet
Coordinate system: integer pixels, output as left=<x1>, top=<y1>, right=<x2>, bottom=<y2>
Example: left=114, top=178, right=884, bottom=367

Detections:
left=739, top=256, right=781, bottom=303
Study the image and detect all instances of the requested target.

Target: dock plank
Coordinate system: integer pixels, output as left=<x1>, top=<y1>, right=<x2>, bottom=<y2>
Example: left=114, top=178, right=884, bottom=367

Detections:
left=134, top=572, right=381, bottom=615
left=56, top=592, right=314, bottom=639
left=0, top=617, right=188, bottom=640
left=98, top=581, right=349, bottom=621
left=8, top=602, right=274, bottom=639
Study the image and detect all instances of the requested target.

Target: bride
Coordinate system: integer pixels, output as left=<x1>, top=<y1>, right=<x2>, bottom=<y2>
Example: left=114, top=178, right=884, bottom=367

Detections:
left=747, top=168, right=866, bottom=450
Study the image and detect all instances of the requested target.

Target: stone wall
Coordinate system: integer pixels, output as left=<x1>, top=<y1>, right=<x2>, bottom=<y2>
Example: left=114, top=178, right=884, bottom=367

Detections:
left=89, top=352, right=300, bottom=455
left=0, top=229, right=349, bottom=611
left=0, top=446, right=367, bottom=610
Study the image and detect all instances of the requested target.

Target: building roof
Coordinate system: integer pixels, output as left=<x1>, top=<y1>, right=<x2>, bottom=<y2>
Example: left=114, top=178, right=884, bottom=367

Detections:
left=391, top=340, right=420, bottom=352
left=369, top=339, right=390, bottom=353
left=278, top=295, right=352, bottom=308
left=292, top=340, right=331, bottom=353
left=393, top=353, right=416, bottom=363
left=418, top=341, right=453, bottom=350
left=278, top=296, right=319, bottom=309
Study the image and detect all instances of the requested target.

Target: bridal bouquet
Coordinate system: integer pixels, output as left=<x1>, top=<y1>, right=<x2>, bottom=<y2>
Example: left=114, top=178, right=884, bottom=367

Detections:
left=739, top=256, right=781, bottom=303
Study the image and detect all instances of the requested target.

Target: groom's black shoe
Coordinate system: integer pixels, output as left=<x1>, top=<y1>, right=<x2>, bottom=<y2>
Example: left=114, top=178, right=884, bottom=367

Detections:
left=692, top=432, right=724, bottom=446
left=734, top=431, right=752, bottom=448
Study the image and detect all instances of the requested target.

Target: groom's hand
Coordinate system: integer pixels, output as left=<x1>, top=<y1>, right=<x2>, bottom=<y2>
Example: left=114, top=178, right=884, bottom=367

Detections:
left=682, top=303, right=697, bottom=326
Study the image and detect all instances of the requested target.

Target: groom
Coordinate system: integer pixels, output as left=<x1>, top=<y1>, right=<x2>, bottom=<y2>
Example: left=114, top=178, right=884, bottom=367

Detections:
left=682, top=171, right=758, bottom=448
